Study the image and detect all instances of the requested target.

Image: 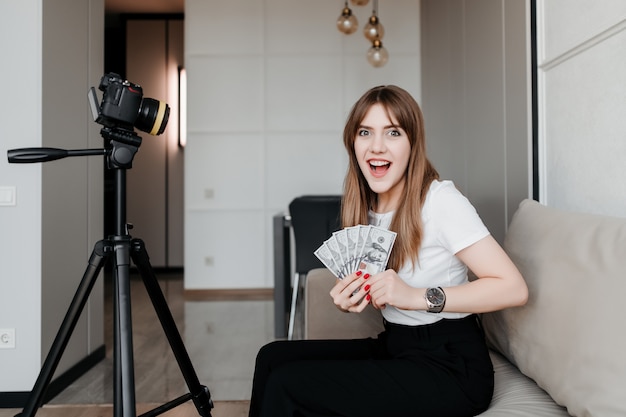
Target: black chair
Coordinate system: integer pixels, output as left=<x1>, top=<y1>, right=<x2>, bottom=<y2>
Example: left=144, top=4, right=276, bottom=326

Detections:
left=287, top=195, right=342, bottom=339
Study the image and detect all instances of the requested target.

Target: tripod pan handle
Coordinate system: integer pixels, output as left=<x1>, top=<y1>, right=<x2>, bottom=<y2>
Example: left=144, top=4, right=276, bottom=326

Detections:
left=8, top=147, right=69, bottom=163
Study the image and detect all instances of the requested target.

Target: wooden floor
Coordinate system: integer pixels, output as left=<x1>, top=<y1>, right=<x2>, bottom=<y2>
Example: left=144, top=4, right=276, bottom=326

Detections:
left=0, top=401, right=249, bottom=417
left=2, top=271, right=284, bottom=417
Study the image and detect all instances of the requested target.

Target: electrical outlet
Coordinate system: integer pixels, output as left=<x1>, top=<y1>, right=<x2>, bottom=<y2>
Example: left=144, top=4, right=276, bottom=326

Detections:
left=0, top=328, right=15, bottom=349
left=0, top=186, right=17, bottom=206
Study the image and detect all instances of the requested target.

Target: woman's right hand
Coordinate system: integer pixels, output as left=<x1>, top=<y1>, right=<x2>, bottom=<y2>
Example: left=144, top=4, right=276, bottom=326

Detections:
left=329, top=271, right=371, bottom=313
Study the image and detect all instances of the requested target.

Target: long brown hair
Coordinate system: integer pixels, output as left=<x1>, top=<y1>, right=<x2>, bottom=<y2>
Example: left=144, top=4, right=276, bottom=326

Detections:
left=341, top=85, right=439, bottom=271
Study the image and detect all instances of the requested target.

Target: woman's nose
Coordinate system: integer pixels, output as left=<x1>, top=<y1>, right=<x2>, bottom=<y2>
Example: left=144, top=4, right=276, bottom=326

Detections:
left=370, top=134, right=385, bottom=153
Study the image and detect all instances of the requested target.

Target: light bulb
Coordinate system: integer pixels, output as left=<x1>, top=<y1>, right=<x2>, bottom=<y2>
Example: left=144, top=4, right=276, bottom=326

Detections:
left=367, top=40, right=388, bottom=67
left=363, top=14, right=385, bottom=42
left=337, top=7, right=358, bottom=35
left=350, top=0, right=369, bottom=5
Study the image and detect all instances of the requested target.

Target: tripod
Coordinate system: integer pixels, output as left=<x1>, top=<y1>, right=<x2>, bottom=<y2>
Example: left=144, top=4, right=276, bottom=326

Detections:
left=8, top=127, right=214, bottom=417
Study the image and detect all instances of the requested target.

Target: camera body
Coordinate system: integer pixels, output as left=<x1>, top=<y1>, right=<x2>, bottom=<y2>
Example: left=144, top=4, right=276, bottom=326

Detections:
left=89, top=72, right=169, bottom=136
left=99, top=74, right=144, bottom=129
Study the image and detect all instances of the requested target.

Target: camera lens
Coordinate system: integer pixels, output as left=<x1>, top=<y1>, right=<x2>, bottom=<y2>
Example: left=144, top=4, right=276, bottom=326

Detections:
left=135, top=98, right=170, bottom=135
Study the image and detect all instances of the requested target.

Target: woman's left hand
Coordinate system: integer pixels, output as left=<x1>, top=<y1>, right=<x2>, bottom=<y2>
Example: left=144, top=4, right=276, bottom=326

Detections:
left=329, top=271, right=372, bottom=313
left=368, top=269, right=420, bottom=311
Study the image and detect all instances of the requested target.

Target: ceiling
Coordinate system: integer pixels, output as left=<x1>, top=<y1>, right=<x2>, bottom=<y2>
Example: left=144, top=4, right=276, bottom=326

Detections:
left=105, top=0, right=184, bottom=14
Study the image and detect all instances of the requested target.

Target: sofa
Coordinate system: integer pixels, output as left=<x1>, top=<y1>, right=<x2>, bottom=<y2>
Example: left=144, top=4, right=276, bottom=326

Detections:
left=304, top=199, right=626, bottom=416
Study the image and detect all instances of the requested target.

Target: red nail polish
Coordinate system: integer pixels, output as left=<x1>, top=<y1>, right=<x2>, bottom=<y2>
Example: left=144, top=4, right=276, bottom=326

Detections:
left=364, top=273, right=370, bottom=279
left=356, top=271, right=362, bottom=276
left=364, top=285, right=370, bottom=292
left=366, top=294, right=371, bottom=301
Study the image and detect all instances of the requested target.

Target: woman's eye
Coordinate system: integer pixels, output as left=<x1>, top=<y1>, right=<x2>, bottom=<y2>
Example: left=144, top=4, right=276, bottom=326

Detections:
left=388, top=129, right=401, bottom=137
left=358, top=129, right=370, bottom=136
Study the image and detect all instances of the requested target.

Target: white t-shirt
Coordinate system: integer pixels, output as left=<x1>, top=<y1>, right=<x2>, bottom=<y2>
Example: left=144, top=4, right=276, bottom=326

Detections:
left=368, top=180, right=490, bottom=326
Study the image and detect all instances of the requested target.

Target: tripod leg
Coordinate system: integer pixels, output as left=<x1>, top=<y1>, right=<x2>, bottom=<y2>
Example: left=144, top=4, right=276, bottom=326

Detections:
left=112, top=237, right=137, bottom=417
left=130, top=239, right=214, bottom=417
left=17, top=241, right=109, bottom=417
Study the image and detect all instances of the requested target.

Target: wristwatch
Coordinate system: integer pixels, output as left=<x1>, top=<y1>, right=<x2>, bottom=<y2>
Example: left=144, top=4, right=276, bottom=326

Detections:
left=425, top=287, right=446, bottom=313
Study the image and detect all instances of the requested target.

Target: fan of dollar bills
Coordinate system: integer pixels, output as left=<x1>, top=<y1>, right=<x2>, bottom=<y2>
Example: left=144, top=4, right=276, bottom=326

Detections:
left=314, top=225, right=397, bottom=279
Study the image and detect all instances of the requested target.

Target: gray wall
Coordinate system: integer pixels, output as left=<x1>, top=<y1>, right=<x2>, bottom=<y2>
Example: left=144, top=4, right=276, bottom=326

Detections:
left=41, top=0, right=105, bottom=379
left=421, top=0, right=531, bottom=243
left=0, top=0, right=104, bottom=392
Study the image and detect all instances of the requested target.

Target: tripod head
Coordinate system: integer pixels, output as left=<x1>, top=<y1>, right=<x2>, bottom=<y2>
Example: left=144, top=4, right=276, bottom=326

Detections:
left=7, top=127, right=141, bottom=169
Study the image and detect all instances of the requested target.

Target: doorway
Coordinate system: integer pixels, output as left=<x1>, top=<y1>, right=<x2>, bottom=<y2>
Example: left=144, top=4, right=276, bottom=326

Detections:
left=104, top=14, right=185, bottom=269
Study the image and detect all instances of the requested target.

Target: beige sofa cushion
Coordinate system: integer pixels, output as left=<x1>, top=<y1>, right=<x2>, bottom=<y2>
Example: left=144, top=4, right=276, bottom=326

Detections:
left=482, top=200, right=626, bottom=417
left=478, top=351, right=569, bottom=416
left=304, top=268, right=384, bottom=340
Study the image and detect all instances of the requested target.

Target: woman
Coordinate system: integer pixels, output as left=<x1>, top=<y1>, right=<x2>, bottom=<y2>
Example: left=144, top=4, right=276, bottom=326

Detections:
left=248, top=85, right=528, bottom=417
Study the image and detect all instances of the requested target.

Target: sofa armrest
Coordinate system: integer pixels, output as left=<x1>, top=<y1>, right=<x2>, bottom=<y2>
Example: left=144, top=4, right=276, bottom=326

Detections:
left=304, top=268, right=384, bottom=340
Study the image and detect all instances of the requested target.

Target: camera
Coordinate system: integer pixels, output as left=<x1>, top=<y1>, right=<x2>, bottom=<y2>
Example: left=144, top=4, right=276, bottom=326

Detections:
left=88, top=72, right=170, bottom=135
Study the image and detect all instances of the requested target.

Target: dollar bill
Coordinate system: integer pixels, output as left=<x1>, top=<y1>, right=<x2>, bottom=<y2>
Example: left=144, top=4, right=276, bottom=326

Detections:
left=332, top=229, right=350, bottom=275
left=313, top=242, right=343, bottom=278
left=356, top=226, right=397, bottom=275
left=345, top=226, right=360, bottom=272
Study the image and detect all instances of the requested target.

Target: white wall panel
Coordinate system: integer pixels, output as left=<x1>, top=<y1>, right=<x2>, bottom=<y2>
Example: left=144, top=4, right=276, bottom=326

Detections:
left=266, top=133, right=346, bottom=210
left=266, top=0, right=341, bottom=55
left=541, top=0, right=626, bottom=62
left=543, top=30, right=626, bottom=216
left=185, top=210, right=266, bottom=289
left=187, top=56, right=265, bottom=132
left=185, top=133, right=265, bottom=210
left=266, top=56, right=344, bottom=132
left=185, top=0, right=264, bottom=56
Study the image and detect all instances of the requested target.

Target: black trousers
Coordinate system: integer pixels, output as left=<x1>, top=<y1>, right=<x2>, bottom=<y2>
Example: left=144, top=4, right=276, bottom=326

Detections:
left=248, top=315, right=494, bottom=417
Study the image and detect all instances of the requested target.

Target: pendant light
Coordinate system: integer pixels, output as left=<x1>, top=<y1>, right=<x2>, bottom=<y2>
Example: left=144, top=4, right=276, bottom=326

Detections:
left=337, top=1, right=358, bottom=35
left=363, top=0, right=384, bottom=42
left=367, top=39, right=389, bottom=67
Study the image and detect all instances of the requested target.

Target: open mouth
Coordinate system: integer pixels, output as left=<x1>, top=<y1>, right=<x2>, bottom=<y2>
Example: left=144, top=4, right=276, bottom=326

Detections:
left=369, top=160, right=390, bottom=176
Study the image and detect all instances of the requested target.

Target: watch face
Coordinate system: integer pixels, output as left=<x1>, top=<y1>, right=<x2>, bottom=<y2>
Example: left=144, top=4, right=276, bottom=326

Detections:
left=427, top=288, right=445, bottom=305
